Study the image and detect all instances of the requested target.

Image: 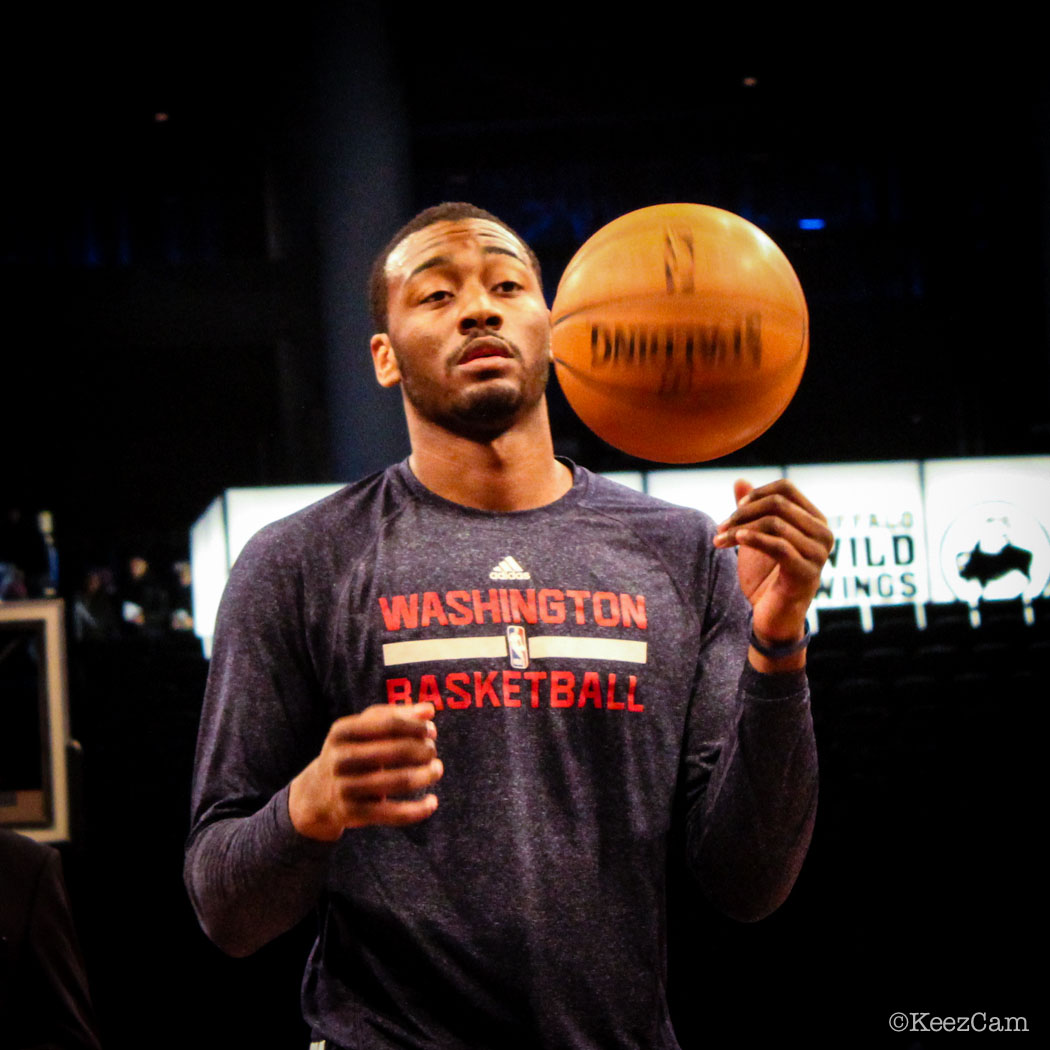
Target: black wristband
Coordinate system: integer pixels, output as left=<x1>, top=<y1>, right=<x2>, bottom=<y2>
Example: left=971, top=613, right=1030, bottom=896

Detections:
left=749, top=621, right=811, bottom=659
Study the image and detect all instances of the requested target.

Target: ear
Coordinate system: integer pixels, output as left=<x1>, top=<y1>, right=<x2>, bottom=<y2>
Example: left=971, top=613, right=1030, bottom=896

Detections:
left=371, top=333, right=402, bottom=388
left=547, top=308, right=554, bottom=362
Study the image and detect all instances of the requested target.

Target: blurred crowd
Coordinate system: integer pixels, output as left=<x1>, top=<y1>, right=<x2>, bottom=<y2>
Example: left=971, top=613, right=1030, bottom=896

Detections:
left=1, top=506, right=195, bottom=643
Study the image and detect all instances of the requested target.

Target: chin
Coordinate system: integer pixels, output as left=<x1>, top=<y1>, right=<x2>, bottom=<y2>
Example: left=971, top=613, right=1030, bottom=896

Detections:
left=447, top=386, right=527, bottom=439
left=404, top=365, right=550, bottom=440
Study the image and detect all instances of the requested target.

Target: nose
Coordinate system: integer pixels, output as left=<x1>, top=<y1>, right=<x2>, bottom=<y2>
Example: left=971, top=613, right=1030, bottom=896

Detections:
left=458, top=284, right=502, bottom=334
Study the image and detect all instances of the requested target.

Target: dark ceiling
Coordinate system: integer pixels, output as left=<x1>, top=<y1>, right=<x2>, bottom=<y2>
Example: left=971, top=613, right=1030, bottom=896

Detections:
left=3, top=9, right=1047, bottom=562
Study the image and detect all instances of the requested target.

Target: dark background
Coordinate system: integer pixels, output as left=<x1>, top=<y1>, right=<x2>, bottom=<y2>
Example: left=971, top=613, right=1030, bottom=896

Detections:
left=2, top=7, right=1045, bottom=1047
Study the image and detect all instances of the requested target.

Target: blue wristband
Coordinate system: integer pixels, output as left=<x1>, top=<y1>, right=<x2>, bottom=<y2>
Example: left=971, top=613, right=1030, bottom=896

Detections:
left=749, top=621, right=811, bottom=659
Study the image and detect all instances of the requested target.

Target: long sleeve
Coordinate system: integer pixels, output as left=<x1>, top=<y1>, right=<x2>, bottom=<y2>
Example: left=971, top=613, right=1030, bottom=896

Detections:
left=679, top=540, right=818, bottom=922
left=687, top=665, right=817, bottom=921
left=183, top=526, right=337, bottom=957
left=184, top=787, right=335, bottom=957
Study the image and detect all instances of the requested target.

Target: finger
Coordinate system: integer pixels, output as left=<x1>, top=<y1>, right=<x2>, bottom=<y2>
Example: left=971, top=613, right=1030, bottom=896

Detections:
left=733, top=478, right=754, bottom=507
left=334, top=735, right=437, bottom=776
left=340, top=758, right=444, bottom=801
left=731, top=522, right=829, bottom=578
left=730, top=479, right=828, bottom=524
left=330, top=704, right=437, bottom=743
left=347, top=794, right=439, bottom=828
left=718, top=493, right=833, bottom=549
left=718, top=513, right=833, bottom=559
left=722, top=492, right=826, bottom=537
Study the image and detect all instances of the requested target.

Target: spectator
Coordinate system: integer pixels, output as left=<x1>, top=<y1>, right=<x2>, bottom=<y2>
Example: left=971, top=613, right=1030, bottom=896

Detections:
left=0, top=829, right=102, bottom=1049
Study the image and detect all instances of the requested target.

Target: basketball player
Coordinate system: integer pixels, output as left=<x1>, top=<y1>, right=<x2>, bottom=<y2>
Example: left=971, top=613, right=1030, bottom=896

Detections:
left=185, top=203, right=833, bottom=1050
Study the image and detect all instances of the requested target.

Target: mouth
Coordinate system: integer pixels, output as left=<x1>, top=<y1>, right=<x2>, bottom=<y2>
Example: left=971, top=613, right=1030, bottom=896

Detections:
left=457, top=337, right=515, bottom=365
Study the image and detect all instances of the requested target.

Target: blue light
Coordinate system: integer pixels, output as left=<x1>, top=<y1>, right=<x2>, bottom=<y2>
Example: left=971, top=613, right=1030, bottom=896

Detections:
left=798, top=218, right=825, bottom=230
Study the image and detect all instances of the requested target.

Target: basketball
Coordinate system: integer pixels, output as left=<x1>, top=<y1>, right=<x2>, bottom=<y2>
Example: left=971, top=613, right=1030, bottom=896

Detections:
left=551, top=203, right=808, bottom=463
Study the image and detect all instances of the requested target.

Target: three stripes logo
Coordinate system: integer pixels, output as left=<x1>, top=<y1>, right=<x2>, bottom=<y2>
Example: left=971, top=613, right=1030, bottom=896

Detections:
left=490, top=556, right=530, bottom=581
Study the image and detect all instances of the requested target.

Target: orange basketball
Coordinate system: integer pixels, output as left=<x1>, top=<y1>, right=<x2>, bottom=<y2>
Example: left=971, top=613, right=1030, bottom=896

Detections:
left=551, top=203, right=808, bottom=463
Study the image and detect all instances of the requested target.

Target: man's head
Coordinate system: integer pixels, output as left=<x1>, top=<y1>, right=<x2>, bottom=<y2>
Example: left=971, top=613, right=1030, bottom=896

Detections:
left=369, top=203, right=552, bottom=442
left=369, top=203, right=542, bottom=334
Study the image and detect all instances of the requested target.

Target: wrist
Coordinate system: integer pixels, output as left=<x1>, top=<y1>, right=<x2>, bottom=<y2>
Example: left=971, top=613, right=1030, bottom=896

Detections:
left=748, top=620, right=810, bottom=673
left=749, top=621, right=811, bottom=659
left=288, top=765, right=343, bottom=842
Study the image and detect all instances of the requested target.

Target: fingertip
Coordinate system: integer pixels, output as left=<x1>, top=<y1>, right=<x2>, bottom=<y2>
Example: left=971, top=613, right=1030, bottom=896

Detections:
left=405, top=703, right=436, bottom=731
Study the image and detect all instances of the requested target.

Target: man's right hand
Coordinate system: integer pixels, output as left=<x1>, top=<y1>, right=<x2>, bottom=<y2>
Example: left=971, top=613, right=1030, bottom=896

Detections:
left=288, top=703, right=443, bottom=840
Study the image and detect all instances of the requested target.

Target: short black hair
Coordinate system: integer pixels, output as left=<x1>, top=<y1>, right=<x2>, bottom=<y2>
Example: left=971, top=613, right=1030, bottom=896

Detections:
left=368, top=202, right=542, bottom=332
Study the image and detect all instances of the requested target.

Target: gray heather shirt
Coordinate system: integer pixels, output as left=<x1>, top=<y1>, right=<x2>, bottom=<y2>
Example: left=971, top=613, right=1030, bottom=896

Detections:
left=185, top=461, right=817, bottom=1049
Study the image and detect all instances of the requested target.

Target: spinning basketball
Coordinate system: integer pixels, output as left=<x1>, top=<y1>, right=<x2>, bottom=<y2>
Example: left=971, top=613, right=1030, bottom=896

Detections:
left=551, top=203, right=808, bottom=462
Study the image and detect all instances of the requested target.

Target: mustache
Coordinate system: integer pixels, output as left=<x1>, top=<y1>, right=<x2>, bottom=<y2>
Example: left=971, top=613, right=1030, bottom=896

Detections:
left=453, top=331, right=521, bottom=365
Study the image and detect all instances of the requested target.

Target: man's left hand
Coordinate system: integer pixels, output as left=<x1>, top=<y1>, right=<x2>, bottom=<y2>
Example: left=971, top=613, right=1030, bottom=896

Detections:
left=713, top=479, right=834, bottom=671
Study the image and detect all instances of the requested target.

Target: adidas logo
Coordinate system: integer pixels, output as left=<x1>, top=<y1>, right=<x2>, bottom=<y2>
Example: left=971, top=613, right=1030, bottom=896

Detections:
left=489, top=556, right=530, bottom=580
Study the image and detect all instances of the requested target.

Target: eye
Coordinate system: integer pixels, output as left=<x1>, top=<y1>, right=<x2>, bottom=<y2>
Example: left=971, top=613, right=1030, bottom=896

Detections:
left=493, top=280, right=523, bottom=294
left=419, top=289, right=453, bottom=305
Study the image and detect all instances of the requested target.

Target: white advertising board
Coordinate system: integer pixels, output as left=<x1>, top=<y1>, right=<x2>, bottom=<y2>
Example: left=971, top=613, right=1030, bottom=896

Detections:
left=191, top=484, right=343, bottom=652
left=923, top=457, right=1050, bottom=605
left=646, top=466, right=785, bottom=524
left=599, top=472, right=645, bottom=493
left=786, top=461, right=927, bottom=613
left=189, top=495, right=228, bottom=653
left=190, top=457, right=1049, bottom=653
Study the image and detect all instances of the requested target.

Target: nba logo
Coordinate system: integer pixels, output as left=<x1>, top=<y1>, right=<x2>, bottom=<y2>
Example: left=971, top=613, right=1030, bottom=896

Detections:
left=506, top=625, right=529, bottom=669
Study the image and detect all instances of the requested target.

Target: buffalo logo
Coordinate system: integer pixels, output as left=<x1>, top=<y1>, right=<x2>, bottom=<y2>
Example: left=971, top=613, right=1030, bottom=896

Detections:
left=940, top=501, right=1050, bottom=603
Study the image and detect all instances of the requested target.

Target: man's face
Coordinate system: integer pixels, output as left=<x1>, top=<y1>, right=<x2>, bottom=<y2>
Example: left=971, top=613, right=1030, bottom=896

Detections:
left=371, top=219, right=551, bottom=440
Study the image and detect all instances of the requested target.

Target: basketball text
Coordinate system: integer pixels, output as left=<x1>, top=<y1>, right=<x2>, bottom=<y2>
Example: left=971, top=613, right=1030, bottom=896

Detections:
left=589, top=315, right=762, bottom=380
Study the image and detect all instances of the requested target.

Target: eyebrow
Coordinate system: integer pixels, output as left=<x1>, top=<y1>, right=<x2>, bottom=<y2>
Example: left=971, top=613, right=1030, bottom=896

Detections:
left=407, top=245, right=525, bottom=281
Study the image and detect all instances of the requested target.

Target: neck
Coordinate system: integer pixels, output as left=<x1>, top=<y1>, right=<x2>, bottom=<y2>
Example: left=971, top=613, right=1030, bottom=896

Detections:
left=405, top=397, right=572, bottom=512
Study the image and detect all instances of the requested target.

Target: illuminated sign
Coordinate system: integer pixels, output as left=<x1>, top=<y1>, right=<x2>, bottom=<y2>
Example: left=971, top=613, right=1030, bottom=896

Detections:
left=647, top=467, right=784, bottom=524
left=786, top=461, right=927, bottom=611
left=189, top=457, right=1050, bottom=653
left=924, top=458, right=1050, bottom=605
left=190, top=484, right=342, bottom=653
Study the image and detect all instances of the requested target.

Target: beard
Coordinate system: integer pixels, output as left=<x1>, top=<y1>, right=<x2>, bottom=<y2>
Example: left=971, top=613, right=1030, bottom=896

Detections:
left=395, top=335, right=551, bottom=441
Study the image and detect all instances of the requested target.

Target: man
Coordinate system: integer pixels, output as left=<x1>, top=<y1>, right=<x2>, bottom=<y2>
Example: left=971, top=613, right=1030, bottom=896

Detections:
left=185, top=202, right=832, bottom=1049
left=0, top=829, right=102, bottom=1049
